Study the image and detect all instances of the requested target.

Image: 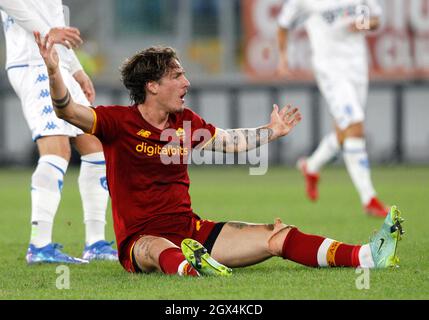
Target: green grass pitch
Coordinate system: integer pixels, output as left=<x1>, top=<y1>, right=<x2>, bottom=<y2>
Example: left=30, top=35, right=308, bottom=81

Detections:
left=0, top=165, right=428, bottom=300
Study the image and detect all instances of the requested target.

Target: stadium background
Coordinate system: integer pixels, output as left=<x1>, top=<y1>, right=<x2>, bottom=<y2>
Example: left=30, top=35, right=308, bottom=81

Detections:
left=0, top=0, right=428, bottom=166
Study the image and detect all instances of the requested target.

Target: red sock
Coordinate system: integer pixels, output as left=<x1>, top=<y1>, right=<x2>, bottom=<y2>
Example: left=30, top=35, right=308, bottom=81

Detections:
left=158, top=247, right=199, bottom=276
left=282, top=228, right=361, bottom=267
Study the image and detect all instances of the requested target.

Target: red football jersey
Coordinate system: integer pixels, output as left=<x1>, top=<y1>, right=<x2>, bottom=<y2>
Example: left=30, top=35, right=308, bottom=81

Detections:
left=90, top=105, right=217, bottom=258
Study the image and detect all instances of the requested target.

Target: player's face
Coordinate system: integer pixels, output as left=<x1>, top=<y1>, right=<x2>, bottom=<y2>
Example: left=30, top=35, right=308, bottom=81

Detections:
left=157, top=60, right=190, bottom=113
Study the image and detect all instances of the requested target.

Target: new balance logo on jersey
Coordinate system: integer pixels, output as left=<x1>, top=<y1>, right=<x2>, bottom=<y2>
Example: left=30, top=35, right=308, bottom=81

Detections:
left=41, top=105, right=54, bottom=115
left=44, top=122, right=59, bottom=130
left=36, top=74, right=48, bottom=83
left=39, top=89, right=50, bottom=99
left=137, top=129, right=152, bottom=138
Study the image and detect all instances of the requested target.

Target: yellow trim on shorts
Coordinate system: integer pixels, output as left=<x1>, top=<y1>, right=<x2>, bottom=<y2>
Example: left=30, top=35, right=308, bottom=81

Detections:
left=89, top=108, right=97, bottom=135
left=129, top=239, right=138, bottom=270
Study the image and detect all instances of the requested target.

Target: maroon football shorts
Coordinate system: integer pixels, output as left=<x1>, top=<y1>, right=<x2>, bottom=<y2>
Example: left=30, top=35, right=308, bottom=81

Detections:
left=120, top=214, right=225, bottom=273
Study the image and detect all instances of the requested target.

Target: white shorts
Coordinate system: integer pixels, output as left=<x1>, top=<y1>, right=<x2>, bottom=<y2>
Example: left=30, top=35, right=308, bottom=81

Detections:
left=314, top=63, right=368, bottom=130
left=7, top=64, right=90, bottom=141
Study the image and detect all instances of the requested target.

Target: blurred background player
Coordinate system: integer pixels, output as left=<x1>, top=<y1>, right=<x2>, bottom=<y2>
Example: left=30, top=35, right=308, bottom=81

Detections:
left=277, top=0, right=388, bottom=217
left=0, top=0, right=117, bottom=263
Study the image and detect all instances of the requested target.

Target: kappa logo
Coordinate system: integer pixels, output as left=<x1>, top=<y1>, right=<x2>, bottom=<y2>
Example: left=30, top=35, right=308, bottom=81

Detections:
left=44, top=121, right=59, bottom=130
left=35, top=74, right=48, bottom=83
left=41, top=105, right=54, bottom=115
left=39, top=89, right=50, bottom=99
left=175, top=128, right=185, bottom=141
left=137, top=129, right=151, bottom=138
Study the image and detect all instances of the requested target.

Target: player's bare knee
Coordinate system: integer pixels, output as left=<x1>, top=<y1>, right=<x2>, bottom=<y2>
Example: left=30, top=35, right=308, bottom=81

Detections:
left=73, top=134, right=103, bottom=155
left=267, top=218, right=294, bottom=256
left=36, top=136, right=71, bottom=160
left=344, top=122, right=364, bottom=138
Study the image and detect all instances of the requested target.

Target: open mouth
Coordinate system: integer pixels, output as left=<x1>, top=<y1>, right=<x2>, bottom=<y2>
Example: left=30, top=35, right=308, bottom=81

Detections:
left=180, top=92, right=187, bottom=102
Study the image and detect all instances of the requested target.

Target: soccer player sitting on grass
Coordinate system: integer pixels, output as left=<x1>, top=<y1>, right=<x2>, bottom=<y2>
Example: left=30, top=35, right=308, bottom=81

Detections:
left=35, top=34, right=404, bottom=277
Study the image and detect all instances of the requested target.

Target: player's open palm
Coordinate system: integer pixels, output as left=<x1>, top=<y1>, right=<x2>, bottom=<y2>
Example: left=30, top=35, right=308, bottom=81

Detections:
left=34, top=31, right=59, bottom=73
left=270, top=104, right=302, bottom=138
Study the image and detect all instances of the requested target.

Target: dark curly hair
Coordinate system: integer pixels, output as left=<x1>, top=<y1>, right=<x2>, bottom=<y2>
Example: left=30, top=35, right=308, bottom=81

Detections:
left=120, top=46, right=179, bottom=104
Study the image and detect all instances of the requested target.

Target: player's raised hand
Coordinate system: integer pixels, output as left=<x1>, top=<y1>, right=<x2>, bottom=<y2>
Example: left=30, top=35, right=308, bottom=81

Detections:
left=47, top=27, right=83, bottom=49
left=269, top=104, right=302, bottom=138
left=34, top=31, right=59, bottom=73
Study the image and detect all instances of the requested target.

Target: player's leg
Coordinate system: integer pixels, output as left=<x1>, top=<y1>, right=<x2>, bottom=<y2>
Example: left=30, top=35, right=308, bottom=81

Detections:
left=29, top=139, right=88, bottom=265
left=303, top=132, right=340, bottom=175
left=63, top=68, right=117, bottom=261
left=31, top=135, right=71, bottom=249
left=297, top=131, right=340, bottom=201
left=209, top=221, right=280, bottom=267
left=210, top=207, right=403, bottom=269
left=297, top=70, right=341, bottom=201
left=334, top=78, right=388, bottom=217
left=72, top=134, right=117, bottom=261
left=132, top=235, right=199, bottom=276
left=7, top=65, right=87, bottom=264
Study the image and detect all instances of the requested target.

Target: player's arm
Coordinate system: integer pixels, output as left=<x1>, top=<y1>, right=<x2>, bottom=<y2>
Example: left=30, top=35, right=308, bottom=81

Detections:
left=0, top=0, right=82, bottom=48
left=52, top=4, right=95, bottom=103
left=61, top=49, right=96, bottom=104
left=277, top=26, right=290, bottom=76
left=34, top=31, right=94, bottom=133
left=203, top=105, right=301, bottom=153
left=367, top=16, right=380, bottom=30
left=349, top=16, right=380, bottom=32
left=276, top=0, right=304, bottom=76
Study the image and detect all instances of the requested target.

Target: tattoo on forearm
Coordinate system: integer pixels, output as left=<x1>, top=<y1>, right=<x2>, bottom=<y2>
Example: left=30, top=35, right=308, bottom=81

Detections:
left=209, top=127, right=273, bottom=153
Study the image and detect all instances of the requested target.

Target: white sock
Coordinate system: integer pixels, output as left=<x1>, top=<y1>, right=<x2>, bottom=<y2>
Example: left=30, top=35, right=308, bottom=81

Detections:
left=342, top=138, right=376, bottom=205
left=30, top=155, right=69, bottom=247
left=85, top=220, right=106, bottom=246
left=30, top=221, right=53, bottom=248
left=306, top=132, right=340, bottom=174
left=79, top=152, right=109, bottom=246
left=177, top=260, right=190, bottom=276
left=358, top=244, right=375, bottom=268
